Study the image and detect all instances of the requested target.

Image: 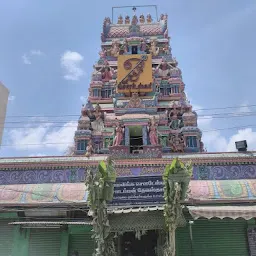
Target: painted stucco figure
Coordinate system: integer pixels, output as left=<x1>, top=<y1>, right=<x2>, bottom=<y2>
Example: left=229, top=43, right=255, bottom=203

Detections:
left=149, top=39, right=159, bottom=56
left=148, top=117, right=159, bottom=145
left=91, top=104, right=104, bottom=132
left=113, top=121, right=124, bottom=146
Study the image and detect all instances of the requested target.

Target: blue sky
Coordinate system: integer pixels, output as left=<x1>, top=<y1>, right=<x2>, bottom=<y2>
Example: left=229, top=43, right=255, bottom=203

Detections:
left=0, top=0, right=256, bottom=157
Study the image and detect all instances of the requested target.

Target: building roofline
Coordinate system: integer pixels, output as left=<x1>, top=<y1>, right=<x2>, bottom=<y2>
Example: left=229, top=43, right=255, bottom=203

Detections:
left=0, top=151, right=255, bottom=169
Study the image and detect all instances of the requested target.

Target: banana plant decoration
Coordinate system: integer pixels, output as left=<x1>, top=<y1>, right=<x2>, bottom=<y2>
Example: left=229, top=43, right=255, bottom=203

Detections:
left=86, top=157, right=117, bottom=256
left=162, top=158, right=192, bottom=256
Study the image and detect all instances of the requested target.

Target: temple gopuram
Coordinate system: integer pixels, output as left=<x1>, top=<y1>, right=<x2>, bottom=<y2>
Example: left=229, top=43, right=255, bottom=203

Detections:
left=0, top=6, right=256, bottom=256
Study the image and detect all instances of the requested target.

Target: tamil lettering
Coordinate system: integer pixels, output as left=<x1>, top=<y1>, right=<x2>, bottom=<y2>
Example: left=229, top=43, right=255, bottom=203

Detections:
left=111, top=176, right=164, bottom=206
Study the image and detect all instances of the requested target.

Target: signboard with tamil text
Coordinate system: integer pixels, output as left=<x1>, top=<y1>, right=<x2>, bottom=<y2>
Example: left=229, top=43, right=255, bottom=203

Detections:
left=111, top=176, right=164, bottom=206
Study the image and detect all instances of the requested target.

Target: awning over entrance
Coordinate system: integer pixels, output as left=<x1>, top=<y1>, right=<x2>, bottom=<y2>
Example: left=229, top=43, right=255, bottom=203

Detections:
left=1, top=179, right=256, bottom=206
left=8, top=221, right=92, bottom=226
left=0, top=183, right=88, bottom=206
left=188, top=205, right=256, bottom=220
left=108, top=206, right=164, bottom=214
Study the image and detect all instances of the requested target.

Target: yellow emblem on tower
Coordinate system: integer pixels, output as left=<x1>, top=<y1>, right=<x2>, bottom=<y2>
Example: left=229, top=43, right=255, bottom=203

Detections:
left=117, top=54, right=153, bottom=93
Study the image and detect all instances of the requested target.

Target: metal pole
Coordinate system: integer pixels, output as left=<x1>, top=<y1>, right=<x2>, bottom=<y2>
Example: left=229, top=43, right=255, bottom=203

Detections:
left=112, top=5, right=158, bottom=22
left=189, top=221, right=194, bottom=256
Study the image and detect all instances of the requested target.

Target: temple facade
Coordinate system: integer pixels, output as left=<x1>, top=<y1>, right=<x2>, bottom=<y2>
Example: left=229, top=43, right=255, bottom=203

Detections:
left=74, top=11, right=203, bottom=158
left=0, top=8, right=256, bottom=256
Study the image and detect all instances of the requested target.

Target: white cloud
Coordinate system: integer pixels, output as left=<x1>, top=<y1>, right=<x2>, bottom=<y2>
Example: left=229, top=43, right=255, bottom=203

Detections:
left=226, top=128, right=256, bottom=151
left=8, top=121, right=77, bottom=153
left=8, top=95, right=16, bottom=101
left=60, top=51, right=85, bottom=81
left=44, top=121, right=77, bottom=151
left=30, top=50, right=44, bottom=56
left=29, top=153, right=47, bottom=157
left=22, top=49, right=44, bottom=65
left=195, top=103, right=256, bottom=152
left=22, top=54, right=31, bottom=65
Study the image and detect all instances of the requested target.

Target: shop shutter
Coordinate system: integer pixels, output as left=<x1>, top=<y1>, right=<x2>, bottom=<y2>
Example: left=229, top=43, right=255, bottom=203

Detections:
left=176, top=225, right=192, bottom=256
left=0, top=220, right=13, bottom=256
left=28, top=229, right=61, bottom=256
left=68, top=232, right=95, bottom=256
left=176, top=219, right=249, bottom=256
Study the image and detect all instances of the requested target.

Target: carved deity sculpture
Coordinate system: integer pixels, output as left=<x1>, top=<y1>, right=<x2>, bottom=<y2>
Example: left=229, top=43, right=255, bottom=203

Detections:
left=139, top=14, right=145, bottom=23
left=91, top=104, right=104, bottom=132
left=126, top=92, right=145, bottom=108
left=109, top=40, right=120, bottom=57
left=78, top=105, right=91, bottom=130
left=200, top=140, right=205, bottom=152
left=168, top=63, right=182, bottom=78
left=125, top=15, right=130, bottom=24
left=160, top=13, right=168, bottom=21
left=101, top=66, right=113, bottom=82
left=117, top=15, right=123, bottom=24
left=147, top=14, right=152, bottom=23
left=140, top=38, right=147, bottom=52
left=99, top=48, right=107, bottom=59
left=149, top=40, right=159, bottom=56
left=122, top=39, right=129, bottom=54
left=169, top=104, right=183, bottom=130
left=131, top=15, right=138, bottom=25
left=155, top=59, right=173, bottom=77
left=113, top=121, right=124, bottom=146
left=148, top=116, right=159, bottom=145
left=162, top=42, right=170, bottom=55
left=169, top=133, right=185, bottom=152
left=97, top=60, right=114, bottom=82
left=91, top=67, right=102, bottom=81
left=85, top=139, right=93, bottom=157
left=103, top=17, right=111, bottom=26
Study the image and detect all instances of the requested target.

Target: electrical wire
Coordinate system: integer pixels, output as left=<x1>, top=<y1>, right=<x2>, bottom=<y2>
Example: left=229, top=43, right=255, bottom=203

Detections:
left=0, top=111, right=256, bottom=128
left=1, top=103, right=256, bottom=119
left=0, top=124, right=256, bottom=147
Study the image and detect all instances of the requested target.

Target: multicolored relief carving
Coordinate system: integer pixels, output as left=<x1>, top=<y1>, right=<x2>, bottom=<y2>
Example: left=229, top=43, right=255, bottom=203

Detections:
left=85, top=139, right=94, bottom=157
left=113, top=121, right=124, bottom=146
left=1, top=180, right=256, bottom=206
left=1, top=165, right=256, bottom=186
left=148, top=116, right=159, bottom=145
left=74, top=11, right=203, bottom=156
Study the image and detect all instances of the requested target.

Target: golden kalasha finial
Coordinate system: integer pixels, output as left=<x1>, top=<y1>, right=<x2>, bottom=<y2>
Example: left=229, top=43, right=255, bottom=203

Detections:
left=117, top=15, right=123, bottom=24
left=139, top=14, right=145, bottom=23
left=146, top=13, right=152, bottom=23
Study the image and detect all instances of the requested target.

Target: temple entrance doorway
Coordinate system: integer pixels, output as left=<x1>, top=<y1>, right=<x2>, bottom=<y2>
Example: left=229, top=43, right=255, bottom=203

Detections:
left=129, top=126, right=143, bottom=154
left=121, top=230, right=158, bottom=256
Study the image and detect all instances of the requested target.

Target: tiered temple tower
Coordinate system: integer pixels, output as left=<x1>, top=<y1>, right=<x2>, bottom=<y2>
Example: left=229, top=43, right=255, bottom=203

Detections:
left=74, top=10, right=204, bottom=157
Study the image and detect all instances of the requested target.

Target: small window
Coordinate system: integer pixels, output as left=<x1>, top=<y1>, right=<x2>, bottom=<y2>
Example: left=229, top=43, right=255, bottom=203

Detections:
left=77, top=140, right=87, bottom=151
left=132, top=46, right=138, bottom=54
left=101, top=88, right=112, bottom=98
left=186, top=136, right=197, bottom=148
left=172, top=85, right=179, bottom=93
left=93, top=89, right=100, bottom=97
left=160, top=85, right=171, bottom=96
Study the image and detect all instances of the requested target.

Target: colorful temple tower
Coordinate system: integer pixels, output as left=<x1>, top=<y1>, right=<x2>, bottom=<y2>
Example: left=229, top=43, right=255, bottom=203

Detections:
left=1, top=6, right=256, bottom=256
left=74, top=9, right=203, bottom=157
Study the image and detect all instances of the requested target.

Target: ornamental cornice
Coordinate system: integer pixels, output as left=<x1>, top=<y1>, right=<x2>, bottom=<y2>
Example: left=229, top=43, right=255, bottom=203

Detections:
left=0, top=152, right=255, bottom=170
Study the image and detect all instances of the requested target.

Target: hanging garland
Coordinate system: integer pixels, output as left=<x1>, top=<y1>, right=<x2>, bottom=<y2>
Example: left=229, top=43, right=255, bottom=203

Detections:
left=162, top=158, right=192, bottom=256
left=86, top=157, right=117, bottom=256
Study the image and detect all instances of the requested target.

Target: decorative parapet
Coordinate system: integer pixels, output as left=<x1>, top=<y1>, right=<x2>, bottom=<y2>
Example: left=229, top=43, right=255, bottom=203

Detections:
left=109, top=145, right=162, bottom=159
